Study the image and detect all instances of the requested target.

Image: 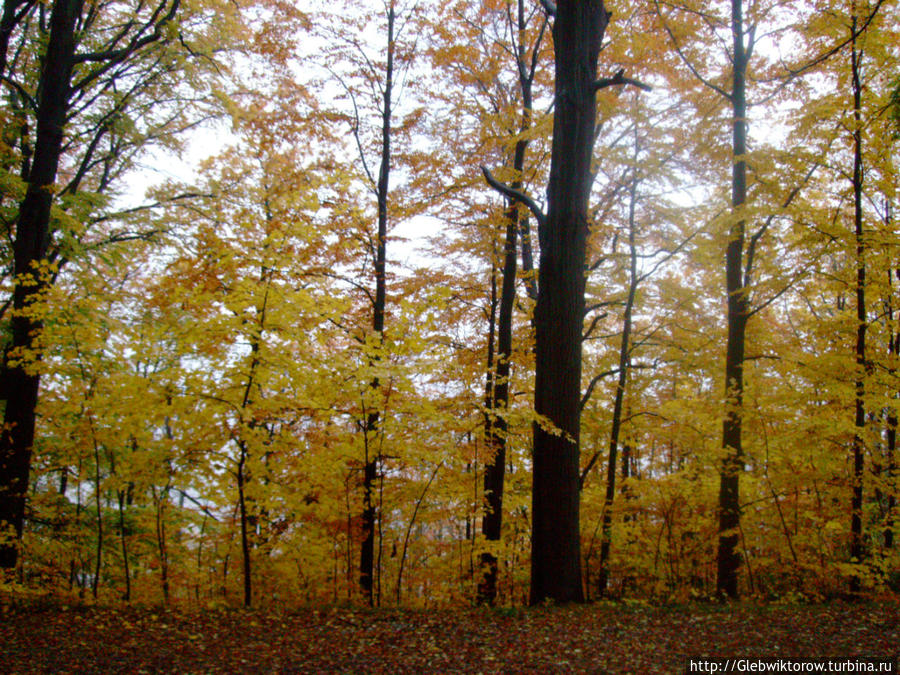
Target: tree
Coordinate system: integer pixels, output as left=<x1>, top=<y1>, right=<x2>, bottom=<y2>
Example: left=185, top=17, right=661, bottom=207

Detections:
left=0, top=0, right=232, bottom=574
left=487, top=0, right=649, bottom=604
left=315, top=0, right=428, bottom=605
left=848, top=8, right=867, bottom=594
left=652, top=0, right=886, bottom=599
left=472, top=0, right=547, bottom=606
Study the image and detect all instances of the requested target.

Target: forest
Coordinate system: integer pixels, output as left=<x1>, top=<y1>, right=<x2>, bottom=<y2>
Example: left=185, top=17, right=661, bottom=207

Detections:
left=0, top=0, right=898, bottom=615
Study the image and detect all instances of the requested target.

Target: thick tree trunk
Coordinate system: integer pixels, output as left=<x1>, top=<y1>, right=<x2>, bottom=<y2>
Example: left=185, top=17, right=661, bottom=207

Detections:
left=530, top=0, right=608, bottom=605
left=715, top=0, right=749, bottom=600
left=0, top=0, right=83, bottom=574
left=360, top=0, right=394, bottom=606
left=849, top=18, right=866, bottom=593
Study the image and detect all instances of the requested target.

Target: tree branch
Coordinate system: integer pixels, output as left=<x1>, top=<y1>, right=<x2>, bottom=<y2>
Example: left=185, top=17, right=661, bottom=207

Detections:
left=744, top=161, right=820, bottom=288
left=594, top=68, right=652, bottom=93
left=582, top=311, right=609, bottom=341
left=481, top=166, right=546, bottom=228
left=652, top=0, right=732, bottom=100
left=580, top=368, right=619, bottom=411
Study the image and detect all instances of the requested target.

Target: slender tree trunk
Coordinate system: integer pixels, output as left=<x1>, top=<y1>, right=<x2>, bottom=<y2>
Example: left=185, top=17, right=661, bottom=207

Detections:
left=480, top=208, right=518, bottom=604
left=152, top=486, right=170, bottom=604
left=886, top=418, right=896, bottom=550
left=885, top=265, right=898, bottom=550
left=361, top=0, right=395, bottom=606
left=479, top=244, right=498, bottom=596
left=597, top=142, right=640, bottom=596
left=396, top=462, right=442, bottom=605
left=530, top=0, right=609, bottom=605
left=479, top=0, right=536, bottom=605
left=91, top=426, right=103, bottom=599
left=236, top=445, right=252, bottom=607
left=230, top=264, right=270, bottom=609
left=0, top=0, right=84, bottom=574
left=117, top=488, right=131, bottom=601
left=849, top=17, right=866, bottom=593
left=716, top=0, right=749, bottom=600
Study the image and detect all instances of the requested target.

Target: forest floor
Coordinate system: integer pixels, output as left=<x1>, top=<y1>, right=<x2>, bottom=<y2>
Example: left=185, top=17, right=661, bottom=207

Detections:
left=1, top=599, right=898, bottom=674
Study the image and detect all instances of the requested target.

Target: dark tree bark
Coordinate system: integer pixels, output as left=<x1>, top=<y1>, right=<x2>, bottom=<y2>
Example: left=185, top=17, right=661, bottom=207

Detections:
left=0, top=0, right=84, bottom=574
left=152, top=485, right=170, bottom=604
left=485, top=0, right=645, bottom=606
left=529, top=0, right=609, bottom=605
left=0, top=0, right=34, bottom=78
left=652, top=0, right=882, bottom=601
left=478, top=0, right=540, bottom=606
left=885, top=266, right=898, bottom=551
left=479, top=242, right=499, bottom=595
left=0, top=0, right=182, bottom=576
left=595, top=140, right=640, bottom=597
left=849, top=15, right=866, bottom=594
left=360, top=0, right=394, bottom=606
left=236, top=442, right=252, bottom=607
left=715, top=0, right=750, bottom=600
left=117, top=486, right=131, bottom=601
left=232, top=260, right=273, bottom=609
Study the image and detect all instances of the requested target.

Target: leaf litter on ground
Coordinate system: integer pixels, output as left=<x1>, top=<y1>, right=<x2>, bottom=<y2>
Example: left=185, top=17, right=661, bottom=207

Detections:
left=1, top=600, right=898, bottom=673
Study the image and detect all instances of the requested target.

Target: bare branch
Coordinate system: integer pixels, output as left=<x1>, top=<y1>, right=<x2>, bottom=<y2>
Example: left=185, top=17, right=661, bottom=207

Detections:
left=749, top=0, right=886, bottom=104
left=743, top=161, right=820, bottom=287
left=0, top=73, right=36, bottom=109
left=74, top=0, right=180, bottom=64
left=582, top=311, right=609, bottom=342
left=481, top=166, right=546, bottom=228
left=580, top=368, right=619, bottom=411
left=594, top=68, right=652, bottom=93
left=652, top=0, right=732, bottom=100
left=89, top=191, right=211, bottom=224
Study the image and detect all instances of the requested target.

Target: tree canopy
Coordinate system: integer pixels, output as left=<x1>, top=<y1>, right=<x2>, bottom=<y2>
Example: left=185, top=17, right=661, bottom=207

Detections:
left=0, top=0, right=898, bottom=607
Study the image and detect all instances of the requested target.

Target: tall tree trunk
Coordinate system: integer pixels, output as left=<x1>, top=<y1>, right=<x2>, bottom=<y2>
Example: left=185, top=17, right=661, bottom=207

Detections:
left=885, top=264, right=898, bottom=551
left=596, top=141, right=640, bottom=597
left=91, top=422, right=103, bottom=599
left=849, top=16, right=866, bottom=593
left=530, top=0, right=609, bottom=605
left=117, top=487, right=131, bottom=602
left=715, top=0, right=749, bottom=600
left=0, top=0, right=83, bottom=574
left=152, top=485, right=170, bottom=604
left=234, top=288, right=267, bottom=609
left=236, top=444, right=252, bottom=607
left=361, top=0, right=394, bottom=606
left=479, top=241, right=498, bottom=598
left=479, top=0, right=536, bottom=606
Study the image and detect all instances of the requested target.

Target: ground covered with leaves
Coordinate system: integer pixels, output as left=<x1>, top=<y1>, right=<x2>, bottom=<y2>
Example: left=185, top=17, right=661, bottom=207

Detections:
left=2, top=600, right=898, bottom=673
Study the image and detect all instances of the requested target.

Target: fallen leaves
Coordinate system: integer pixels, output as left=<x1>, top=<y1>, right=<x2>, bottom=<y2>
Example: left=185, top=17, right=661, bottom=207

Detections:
left=1, top=601, right=897, bottom=673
